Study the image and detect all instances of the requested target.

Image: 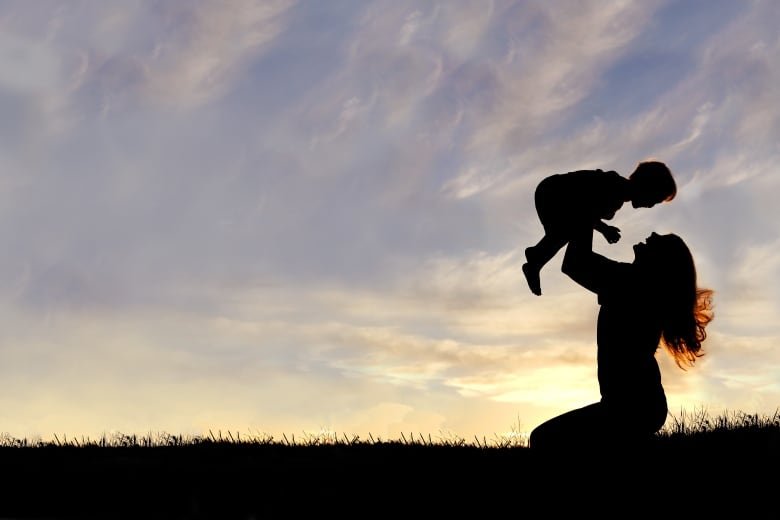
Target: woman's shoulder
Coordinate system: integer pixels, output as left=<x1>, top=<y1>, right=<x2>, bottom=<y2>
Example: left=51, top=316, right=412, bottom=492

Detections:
left=594, top=258, right=637, bottom=304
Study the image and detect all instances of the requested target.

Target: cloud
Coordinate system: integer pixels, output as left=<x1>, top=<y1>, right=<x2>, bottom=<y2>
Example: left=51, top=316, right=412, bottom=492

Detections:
left=141, top=0, right=295, bottom=108
left=1, top=1, right=296, bottom=116
left=0, top=31, right=61, bottom=93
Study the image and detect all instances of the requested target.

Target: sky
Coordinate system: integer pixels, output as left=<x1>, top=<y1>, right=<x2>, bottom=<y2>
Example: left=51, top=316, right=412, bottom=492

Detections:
left=0, top=0, right=778, bottom=443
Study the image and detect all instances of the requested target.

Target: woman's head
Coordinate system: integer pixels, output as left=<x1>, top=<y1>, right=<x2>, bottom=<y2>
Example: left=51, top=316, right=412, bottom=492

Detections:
left=634, top=232, right=714, bottom=368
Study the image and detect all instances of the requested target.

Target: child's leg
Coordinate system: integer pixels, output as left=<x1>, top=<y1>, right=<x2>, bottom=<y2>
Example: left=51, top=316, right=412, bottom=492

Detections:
left=523, top=234, right=566, bottom=296
left=526, top=234, right=567, bottom=267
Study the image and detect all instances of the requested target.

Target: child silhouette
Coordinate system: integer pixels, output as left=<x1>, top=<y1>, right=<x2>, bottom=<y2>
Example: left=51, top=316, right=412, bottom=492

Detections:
left=522, top=161, right=676, bottom=296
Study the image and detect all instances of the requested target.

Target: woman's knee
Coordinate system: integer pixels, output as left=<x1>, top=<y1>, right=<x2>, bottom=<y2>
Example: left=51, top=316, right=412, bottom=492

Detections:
left=529, top=420, right=565, bottom=451
left=528, top=427, right=544, bottom=450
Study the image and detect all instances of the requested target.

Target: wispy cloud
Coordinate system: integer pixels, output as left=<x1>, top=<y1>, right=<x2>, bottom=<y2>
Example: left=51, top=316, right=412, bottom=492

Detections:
left=141, top=0, right=295, bottom=108
left=0, top=1, right=295, bottom=117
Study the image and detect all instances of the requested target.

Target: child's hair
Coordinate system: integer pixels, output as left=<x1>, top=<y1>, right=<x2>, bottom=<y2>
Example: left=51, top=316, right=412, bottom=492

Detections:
left=629, top=161, right=677, bottom=202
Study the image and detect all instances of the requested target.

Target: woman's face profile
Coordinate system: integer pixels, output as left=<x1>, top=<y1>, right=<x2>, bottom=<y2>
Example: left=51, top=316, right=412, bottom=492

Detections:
left=633, top=232, right=667, bottom=265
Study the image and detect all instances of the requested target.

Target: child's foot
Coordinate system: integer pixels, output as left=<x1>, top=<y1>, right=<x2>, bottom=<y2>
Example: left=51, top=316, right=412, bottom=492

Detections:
left=522, top=263, right=542, bottom=296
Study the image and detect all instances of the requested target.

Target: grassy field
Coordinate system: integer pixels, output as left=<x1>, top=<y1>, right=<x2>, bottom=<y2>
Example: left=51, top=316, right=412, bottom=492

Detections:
left=0, top=408, right=777, bottom=519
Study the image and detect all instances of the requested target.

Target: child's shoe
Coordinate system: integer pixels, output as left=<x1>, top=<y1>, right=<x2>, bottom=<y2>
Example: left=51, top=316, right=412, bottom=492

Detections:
left=522, top=263, right=542, bottom=296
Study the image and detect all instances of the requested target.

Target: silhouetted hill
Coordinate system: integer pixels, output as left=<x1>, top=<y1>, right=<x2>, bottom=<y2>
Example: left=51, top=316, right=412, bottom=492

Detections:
left=0, top=426, right=777, bottom=518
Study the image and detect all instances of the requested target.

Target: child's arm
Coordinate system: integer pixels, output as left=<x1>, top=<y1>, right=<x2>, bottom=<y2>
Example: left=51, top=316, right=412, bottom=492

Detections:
left=594, top=220, right=621, bottom=244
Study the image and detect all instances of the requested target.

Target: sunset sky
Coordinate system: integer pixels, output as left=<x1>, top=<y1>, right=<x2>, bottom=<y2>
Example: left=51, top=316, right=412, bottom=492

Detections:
left=0, top=0, right=778, bottom=442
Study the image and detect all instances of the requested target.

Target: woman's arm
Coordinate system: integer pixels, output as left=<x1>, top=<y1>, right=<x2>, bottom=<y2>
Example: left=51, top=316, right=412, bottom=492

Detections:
left=562, top=228, right=629, bottom=296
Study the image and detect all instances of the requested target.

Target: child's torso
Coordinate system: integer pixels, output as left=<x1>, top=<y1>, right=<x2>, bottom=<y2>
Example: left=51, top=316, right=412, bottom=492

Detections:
left=542, top=169, right=627, bottom=220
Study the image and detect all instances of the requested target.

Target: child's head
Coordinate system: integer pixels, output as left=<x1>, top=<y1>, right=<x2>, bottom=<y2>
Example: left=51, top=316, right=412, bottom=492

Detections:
left=628, top=161, right=676, bottom=208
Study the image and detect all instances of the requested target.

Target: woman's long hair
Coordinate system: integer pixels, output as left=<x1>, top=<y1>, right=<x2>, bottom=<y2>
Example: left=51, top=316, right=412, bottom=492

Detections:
left=647, top=234, right=714, bottom=368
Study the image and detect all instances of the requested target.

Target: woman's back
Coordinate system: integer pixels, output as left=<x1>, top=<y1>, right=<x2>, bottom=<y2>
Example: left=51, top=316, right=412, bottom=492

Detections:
left=596, top=286, right=665, bottom=406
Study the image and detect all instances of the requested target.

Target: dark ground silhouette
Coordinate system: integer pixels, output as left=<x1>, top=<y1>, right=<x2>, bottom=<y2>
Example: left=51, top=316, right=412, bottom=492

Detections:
left=0, top=431, right=777, bottom=518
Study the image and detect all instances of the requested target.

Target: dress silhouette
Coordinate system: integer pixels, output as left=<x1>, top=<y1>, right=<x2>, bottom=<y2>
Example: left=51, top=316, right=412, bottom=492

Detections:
left=529, top=228, right=713, bottom=452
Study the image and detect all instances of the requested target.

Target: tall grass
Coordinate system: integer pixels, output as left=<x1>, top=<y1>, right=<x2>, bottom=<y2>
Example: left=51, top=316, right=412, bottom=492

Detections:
left=1, top=408, right=776, bottom=449
left=0, top=427, right=529, bottom=449
left=660, top=407, right=779, bottom=436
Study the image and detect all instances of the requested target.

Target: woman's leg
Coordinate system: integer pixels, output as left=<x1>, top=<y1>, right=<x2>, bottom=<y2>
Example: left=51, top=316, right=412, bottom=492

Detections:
left=529, top=402, right=608, bottom=452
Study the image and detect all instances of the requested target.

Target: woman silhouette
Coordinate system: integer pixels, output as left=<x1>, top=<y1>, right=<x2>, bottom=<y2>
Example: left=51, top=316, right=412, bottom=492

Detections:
left=529, top=228, right=713, bottom=452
